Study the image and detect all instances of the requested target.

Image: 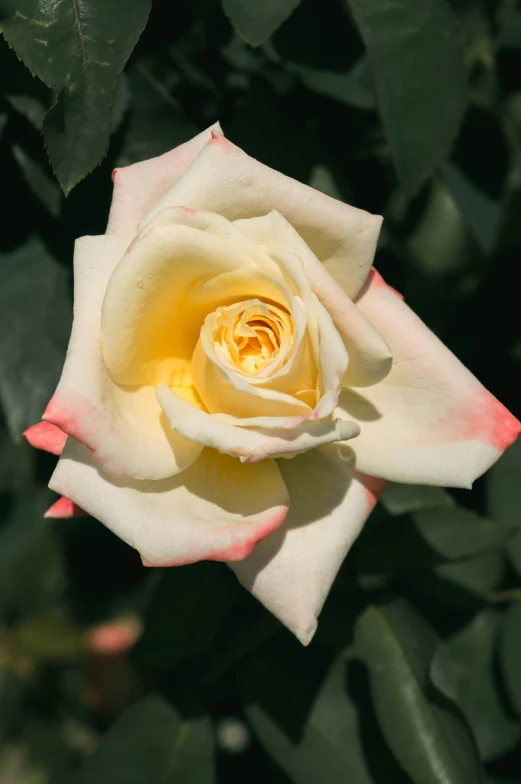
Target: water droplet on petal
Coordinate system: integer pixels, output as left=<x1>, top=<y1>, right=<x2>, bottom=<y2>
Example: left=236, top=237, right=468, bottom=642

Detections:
left=136, top=280, right=144, bottom=289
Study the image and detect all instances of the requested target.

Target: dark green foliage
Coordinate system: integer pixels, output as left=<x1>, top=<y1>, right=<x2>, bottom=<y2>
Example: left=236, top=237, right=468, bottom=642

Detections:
left=72, top=694, right=215, bottom=783
left=0, top=1, right=520, bottom=782
left=0, top=0, right=151, bottom=193
left=345, top=0, right=467, bottom=193
left=221, top=0, right=303, bottom=47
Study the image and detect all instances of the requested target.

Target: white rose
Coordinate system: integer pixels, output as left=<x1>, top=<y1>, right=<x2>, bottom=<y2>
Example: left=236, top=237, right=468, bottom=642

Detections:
left=25, top=125, right=520, bottom=643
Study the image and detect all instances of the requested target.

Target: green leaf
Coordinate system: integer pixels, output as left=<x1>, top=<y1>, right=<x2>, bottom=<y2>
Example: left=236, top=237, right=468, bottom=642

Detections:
left=0, top=494, right=65, bottom=616
left=406, top=179, right=473, bottom=277
left=406, top=551, right=506, bottom=608
left=345, top=0, right=467, bottom=193
left=500, top=601, right=521, bottom=717
left=355, top=599, right=484, bottom=784
left=0, top=36, right=51, bottom=128
left=288, top=57, right=377, bottom=110
left=413, top=507, right=506, bottom=560
left=0, top=237, right=71, bottom=438
left=221, top=0, right=303, bottom=47
left=381, top=483, right=455, bottom=516
left=240, top=629, right=408, bottom=784
left=356, top=506, right=505, bottom=574
left=486, top=440, right=521, bottom=532
left=506, top=529, right=521, bottom=578
left=0, top=0, right=151, bottom=193
left=441, top=161, right=500, bottom=255
left=73, top=694, right=214, bottom=784
left=133, top=562, right=240, bottom=669
left=432, top=610, right=521, bottom=761
left=110, top=71, right=131, bottom=136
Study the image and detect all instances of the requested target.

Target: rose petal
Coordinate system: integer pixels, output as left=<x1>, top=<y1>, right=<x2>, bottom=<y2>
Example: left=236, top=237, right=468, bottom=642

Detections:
left=140, top=133, right=382, bottom=299
left=23, top=421, right=67, bottom=455
left=49, top=440, right=289, bottom=566
left=44, top=235, right=202, bottom=480
left=156, top=385, right=360, bottom=462
left=236, top=211, right=392, bottom=387
left=106, top=123, right=222, bottom=236
left=192, top=300, right=315, bottom=420
left=230, top=448, right=384, bottom=643
left=44, top=496, right=87, bottom=518
left=101, top=215, right=258, bottom=387
left=336, top=269, right=521, bottom=488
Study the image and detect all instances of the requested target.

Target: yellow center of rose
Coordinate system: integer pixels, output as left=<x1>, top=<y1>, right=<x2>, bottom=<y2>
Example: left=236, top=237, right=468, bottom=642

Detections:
left=208, top=299, right=293, bottom=377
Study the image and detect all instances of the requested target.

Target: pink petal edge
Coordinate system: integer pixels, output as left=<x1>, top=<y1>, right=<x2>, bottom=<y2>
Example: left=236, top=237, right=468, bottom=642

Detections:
left=140, top=505, right=288, bottom=568
left=23, top=421, right=68, bottom=455
left=432, top=388, right=521, bottom=453
left=44, top=496, right=87, bottom=519
left=42, top=392, right=126, bottom=475
left=354, top=471, right=389, bottom=513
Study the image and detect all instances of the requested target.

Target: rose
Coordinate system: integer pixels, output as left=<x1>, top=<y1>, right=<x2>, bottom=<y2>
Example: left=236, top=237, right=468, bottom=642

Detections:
left=24, top=125, right=520, bottom=644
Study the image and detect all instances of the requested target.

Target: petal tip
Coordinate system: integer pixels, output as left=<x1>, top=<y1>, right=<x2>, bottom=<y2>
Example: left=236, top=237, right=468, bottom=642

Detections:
left=23, top=421, right=67, bottom=455
left=44, top=496, right=86, bottom=519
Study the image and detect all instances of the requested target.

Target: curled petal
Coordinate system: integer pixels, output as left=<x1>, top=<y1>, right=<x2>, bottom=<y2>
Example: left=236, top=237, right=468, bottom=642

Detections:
left=156, top=385, right=360, bottom=462
left=230, top=449, right=384, bottom=644
left=106, top=123, right=222, bottom=235
left=49, top=440, right=289, bottom=567
left=336, top=269, right=521, bottom=488
left=140, top=133, right=382, bottom=299
left=45, top=235, right=202, bottom=480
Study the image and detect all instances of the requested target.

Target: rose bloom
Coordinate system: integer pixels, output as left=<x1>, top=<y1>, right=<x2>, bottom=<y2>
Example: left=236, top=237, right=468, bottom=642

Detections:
left=25, top=125, right=520, bottom=643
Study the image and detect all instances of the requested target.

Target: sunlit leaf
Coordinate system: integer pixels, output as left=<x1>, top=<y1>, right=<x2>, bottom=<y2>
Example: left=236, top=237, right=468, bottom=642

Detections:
left=355, top=599, right=484, bottom=783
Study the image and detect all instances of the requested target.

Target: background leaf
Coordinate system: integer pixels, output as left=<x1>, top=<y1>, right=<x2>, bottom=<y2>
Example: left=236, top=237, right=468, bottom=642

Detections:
left=0, top=0, right=151, bottom=192
left=73, top=694, right=215, bottom=784
left=221, top=0, right=303, bottom=47
left=345, top=0, right=467, bottom=192
left=355, top=598, right=484, bottom=784
left=0, top=236, right=71, bottom=437
left=500, top=601, right=521, bottom=718
left=432, top=610, right=521, bottom=761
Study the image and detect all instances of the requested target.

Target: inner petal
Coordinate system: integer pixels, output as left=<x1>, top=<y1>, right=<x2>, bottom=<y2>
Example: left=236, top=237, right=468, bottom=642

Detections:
left=211, top=299, right=292, bottom=378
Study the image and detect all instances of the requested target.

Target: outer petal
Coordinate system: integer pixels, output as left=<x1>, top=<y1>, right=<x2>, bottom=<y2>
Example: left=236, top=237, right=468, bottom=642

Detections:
left=23, top=421, right=67, bottom=455
left=156, top=385, right=360, bottom=462
left=236, top=211, right=392, bottom=387
left=44, top=235, right=202, bottom=480
left=49, top=440, right=289, bottom=567
left=230, top=449, right=386, bottom=643
left=140, top=132, right=382, bottom=299
left=336, top=270, right=521, bottom=488
left=106, top=123, right=221, bottom=235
